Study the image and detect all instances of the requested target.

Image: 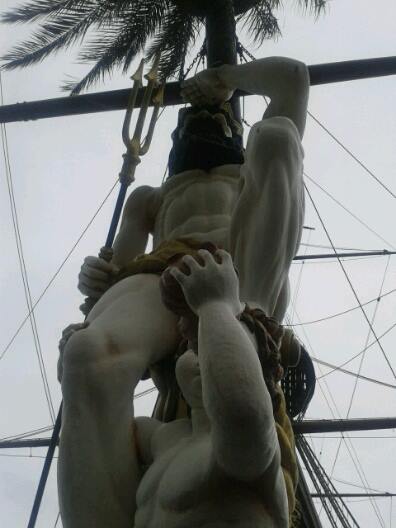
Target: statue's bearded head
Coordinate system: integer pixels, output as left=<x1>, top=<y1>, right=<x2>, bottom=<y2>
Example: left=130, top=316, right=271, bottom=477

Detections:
left=167, top=103, right=245, bottom=178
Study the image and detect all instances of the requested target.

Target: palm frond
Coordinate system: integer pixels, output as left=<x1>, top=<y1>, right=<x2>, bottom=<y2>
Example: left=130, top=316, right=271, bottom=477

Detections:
left=1, top=0, right=328, bottom=93
left=145, top=5, right=200, bottom=81
left=241, top=1, right=280, bottom=44
left=296, top=0, right=327, bottom=16
left=1, top=0, right=86, bottom=24
left=63, top=2, right=165, bottom=94
left=1, top=3, right=109, bottom=70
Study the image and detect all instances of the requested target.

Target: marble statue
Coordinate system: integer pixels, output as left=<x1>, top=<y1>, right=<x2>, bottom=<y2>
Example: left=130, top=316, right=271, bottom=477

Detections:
left=58, top=56, right=308, bottom=527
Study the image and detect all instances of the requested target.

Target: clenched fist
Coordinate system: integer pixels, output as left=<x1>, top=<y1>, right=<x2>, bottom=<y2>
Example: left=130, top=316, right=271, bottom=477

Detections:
left=78, top=256, right=119, bottom=299
left=181, top=68, right=234, bottom=108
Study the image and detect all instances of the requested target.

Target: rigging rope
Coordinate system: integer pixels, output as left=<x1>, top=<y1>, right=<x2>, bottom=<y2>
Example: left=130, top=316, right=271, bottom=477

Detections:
left=317, top=318, right=396, bottom=379
left=0, top=178, right=119, bottom=362
left=308, top=112, right=396, bottom=202
left=312, top=358, right=396, bottom=390
left=305, top=174, right=396, bottom=250
left=330, top=255, right=392, bottom=482
left=0, top=73, right=55, bottom=423
left=346, top=255, right=391, bottom=413
left=305, top=181, right=396, bottom=381
left=288, top=286, right=396, bottom=327
left=292, top=308, right=386, bottom=525
left=0, top=425, right=53, bottom=443
left=300, top=242, right=387, bottom=252
left=53, top=512, right=60, bottom=528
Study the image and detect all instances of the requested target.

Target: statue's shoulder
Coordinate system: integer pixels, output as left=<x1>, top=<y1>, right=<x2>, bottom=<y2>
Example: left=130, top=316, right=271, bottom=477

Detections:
left=134, top=416, right=192, bottom=466
left=151, top=418, right=192, bottom=458
left=123, top=184, right=162, bottom=226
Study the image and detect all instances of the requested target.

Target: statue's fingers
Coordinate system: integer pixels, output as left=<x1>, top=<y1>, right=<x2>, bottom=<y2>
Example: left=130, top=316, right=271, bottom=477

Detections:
left=79, top=286, right=103, bottom=300
left=169, top=267, right=187, bottom=285
left=215, top=249, right=233, bottom=264
left=80, top=266, right=109, bottom=281
left=182, top=254, right=202, bottom=272
left=197, top=249, right=215, bottom=265
left=62, top=321, right=88, bottom=338
left=62, top=323, right=77, bottom=337
left=79, top=272, right=109, bottom=292
left=84, top=256, right=116, bottom=273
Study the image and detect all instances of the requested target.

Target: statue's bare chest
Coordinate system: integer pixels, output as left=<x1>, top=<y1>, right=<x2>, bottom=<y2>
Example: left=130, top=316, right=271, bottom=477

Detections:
left=135, top=435, right=278, bottom=528
left=153, top=169, right=241, bottom=244
left=136, top=436, right=212, bottom=512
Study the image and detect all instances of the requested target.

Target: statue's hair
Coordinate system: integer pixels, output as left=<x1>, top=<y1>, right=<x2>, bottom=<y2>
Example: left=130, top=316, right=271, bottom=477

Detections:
left=237, top=305, right=284, bottom=413
left=159, top=240, right=218, bottom=318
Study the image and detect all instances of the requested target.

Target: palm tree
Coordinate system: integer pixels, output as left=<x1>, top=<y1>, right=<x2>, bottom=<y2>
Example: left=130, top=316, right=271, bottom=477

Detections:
left=1, top=0, right=326, bottom=94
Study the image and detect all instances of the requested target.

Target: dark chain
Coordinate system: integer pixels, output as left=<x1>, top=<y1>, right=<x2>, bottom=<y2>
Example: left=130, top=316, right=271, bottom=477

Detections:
left=236, top=37, right=256, bottom=62
left=180, top=41, right=207, bottom=81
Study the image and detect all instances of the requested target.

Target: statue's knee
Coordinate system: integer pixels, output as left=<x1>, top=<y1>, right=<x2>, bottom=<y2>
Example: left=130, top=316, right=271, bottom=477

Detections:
left=62, top=327, right=102, bottom=373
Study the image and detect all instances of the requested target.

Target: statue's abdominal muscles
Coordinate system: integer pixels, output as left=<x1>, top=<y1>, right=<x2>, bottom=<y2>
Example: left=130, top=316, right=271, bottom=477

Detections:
left=153, top=167, right=241, bottom=249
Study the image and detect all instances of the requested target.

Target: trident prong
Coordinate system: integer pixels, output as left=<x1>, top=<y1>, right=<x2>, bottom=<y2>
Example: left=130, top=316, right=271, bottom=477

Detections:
left=122, top=59, right=144, bottom=148
left=119, top=54, right=162, bottom=186
left=130, top=53, right=160, bottom=147
left=140, top=83, right=165, bottom=155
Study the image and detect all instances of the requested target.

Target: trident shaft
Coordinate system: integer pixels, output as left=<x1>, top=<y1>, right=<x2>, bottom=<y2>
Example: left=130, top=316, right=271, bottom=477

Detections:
left=80, top=56, right=164, bottom=316
left=27, top=58, right=164, bottom=528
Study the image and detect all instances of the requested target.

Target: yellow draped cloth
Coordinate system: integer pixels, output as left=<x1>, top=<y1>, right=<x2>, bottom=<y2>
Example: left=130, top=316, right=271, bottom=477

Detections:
left=275, top=390, right=298, bottom=524
left=114, top=237, right=217, bottom=283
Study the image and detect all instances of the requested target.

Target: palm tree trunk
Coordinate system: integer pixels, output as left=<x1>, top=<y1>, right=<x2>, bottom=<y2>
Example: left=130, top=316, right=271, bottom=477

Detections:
left=205, top=0, right=241, bottom=121
left=205, top=0, right=237, bottom=68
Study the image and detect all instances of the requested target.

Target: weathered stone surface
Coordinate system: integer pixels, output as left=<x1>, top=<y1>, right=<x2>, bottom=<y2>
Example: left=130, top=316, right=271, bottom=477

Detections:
left=58, top=57, right=309, bottom=528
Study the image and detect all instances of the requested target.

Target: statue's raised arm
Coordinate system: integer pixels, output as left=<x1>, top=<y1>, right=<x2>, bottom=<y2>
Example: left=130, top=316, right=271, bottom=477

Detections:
left=181, top=56, right=309, bottom=137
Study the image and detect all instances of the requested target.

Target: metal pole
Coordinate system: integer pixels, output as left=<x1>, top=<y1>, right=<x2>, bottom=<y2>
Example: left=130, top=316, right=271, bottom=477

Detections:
left=294, top=417, right=396, bottom=434
left=5, top=417, right=395, bottom=450
left=294, top=249, right=396, bottom=261
left=1, top=56, right=395, bottom=124
left=25, top=63, right=162, bottom=528
left=27, top=404, right=62, bottom=528
left=312, top=493, right=396, bottom=498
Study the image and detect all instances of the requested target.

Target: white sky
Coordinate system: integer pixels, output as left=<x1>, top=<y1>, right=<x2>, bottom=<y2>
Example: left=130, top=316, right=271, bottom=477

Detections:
left=1, top=1, right=396, bottom=526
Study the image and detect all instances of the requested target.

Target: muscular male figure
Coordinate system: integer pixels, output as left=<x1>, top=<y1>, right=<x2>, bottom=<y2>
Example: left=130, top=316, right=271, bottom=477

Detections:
left=58, top=56, right=308, bottom=527
left=134, top=249, right=293, bottom=528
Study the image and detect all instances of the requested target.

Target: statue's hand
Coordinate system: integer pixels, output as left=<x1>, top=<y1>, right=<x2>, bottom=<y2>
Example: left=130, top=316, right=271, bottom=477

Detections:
left=58, top=322, right=89, bottom=382
left=78, top=256, right=119, bottom=299
left=169, top=250, right=243, bottom=317
left=181, top=68, right=234, bottom=107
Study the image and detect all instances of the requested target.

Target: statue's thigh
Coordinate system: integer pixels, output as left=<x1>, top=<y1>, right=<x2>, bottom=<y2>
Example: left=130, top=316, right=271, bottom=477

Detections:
left=88, top=273, right=180, bottom=365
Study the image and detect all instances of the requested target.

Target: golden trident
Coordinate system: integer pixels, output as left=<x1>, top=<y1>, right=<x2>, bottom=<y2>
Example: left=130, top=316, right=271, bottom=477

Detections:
left=80, top=56, right=164, bottom=316
left=120, top=54, right=165, bottom=185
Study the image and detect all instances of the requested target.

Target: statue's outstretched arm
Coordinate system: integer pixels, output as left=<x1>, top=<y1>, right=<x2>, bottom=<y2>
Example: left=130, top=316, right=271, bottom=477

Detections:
left=112, top=184, right=160, bottom=266
left=170, top=250, right=280, bottom=482
left=78, top=185, right=160, bottom=299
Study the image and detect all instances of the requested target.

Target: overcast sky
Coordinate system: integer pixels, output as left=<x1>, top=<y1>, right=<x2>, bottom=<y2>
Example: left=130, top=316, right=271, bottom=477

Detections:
left=1, top=1, right=396, bottom=526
